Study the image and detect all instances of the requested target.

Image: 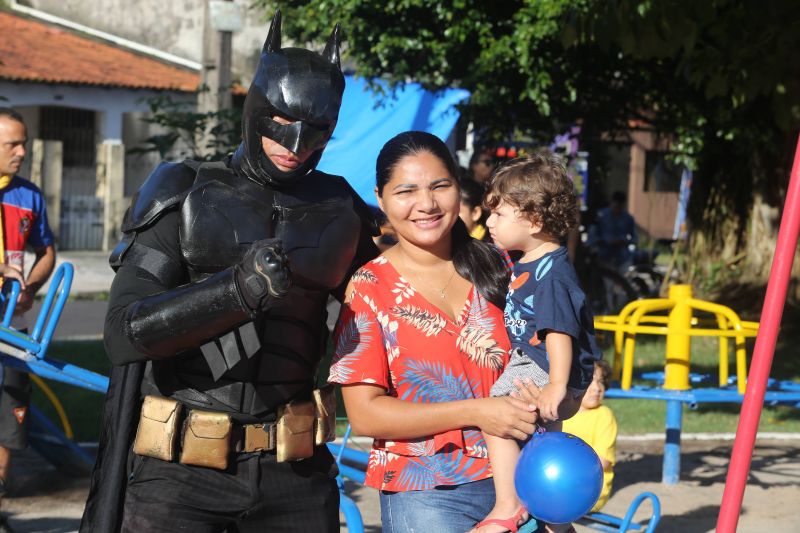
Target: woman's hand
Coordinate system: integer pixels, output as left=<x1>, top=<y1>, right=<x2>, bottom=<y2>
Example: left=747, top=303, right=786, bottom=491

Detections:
left=474, top=396, right=538, bottom=440
left=511, top=378, right=541, bottom=405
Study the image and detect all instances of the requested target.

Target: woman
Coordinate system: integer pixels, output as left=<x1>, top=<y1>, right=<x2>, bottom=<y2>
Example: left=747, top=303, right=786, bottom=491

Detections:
left=329, top=131, right=538, bottom=532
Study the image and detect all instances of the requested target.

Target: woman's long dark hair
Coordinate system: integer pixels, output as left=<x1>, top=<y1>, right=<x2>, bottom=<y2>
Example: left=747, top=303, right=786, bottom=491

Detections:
left=376, top=131, right=509, bottom=309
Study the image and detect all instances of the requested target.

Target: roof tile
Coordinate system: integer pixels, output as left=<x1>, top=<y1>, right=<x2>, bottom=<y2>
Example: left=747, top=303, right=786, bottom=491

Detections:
left=0, top=10, right=199, bottom=91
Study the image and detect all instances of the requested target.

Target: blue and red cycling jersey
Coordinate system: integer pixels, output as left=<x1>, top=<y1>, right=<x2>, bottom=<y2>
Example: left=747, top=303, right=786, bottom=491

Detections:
left=0, top=175, right=54, bottom=271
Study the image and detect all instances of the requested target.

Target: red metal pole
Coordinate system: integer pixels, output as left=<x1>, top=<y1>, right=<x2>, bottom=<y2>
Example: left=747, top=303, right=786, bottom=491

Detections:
left=717, top=135, right=800, bottom=532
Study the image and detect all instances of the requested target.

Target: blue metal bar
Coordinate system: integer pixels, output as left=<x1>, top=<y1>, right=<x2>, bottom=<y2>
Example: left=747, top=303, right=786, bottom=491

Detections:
left=0, top=353, right=109, bottom=394
left=0, top=328, right=41, bottom=353
left=30, top=263, right=73, bottom=356
left=328, top=425, right=366, bottom=532
left=663, top=400, right=682, bottom=484
left=582, top=491, right=661, bottom=532
left=327, top=442, right=369, bottom=467
left=778, top=380, right=800, bottom=391
left=605, top=386, right=800, bottom=404
left=338, top=463, right=367, bottom=485
left=335, top=424, right=352, bottom=465
left=1, top=280, right=20, bottom=327
left=618, top=491, right=661, bottom=533
left=340, top=493, right=364, bottom=533
left=0, top=263, right=109, bottom=394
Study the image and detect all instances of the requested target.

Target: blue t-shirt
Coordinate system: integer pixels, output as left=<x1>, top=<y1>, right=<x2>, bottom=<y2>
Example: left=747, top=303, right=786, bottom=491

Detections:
left=504, top=246, right=600, bottom=391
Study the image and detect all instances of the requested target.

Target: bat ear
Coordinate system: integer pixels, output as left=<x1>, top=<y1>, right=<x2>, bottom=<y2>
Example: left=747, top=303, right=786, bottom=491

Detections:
left=322, top=23, right=341, bottom=69
left=263, top=11, right=282, bottom=54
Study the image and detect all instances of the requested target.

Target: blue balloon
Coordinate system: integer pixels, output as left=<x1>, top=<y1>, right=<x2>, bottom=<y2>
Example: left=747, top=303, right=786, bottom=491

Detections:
left=514, top=431, right=604, bottom=524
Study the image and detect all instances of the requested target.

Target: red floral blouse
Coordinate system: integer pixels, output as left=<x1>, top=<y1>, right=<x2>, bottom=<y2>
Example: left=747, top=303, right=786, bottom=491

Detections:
left=329, top=256, right=511, bottom=492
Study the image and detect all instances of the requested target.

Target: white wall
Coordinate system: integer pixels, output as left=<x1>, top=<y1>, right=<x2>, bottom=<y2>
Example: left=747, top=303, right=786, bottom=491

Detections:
left=2, top=81, right=195, bottom=194
left=1, top=81, right=194, bottom=141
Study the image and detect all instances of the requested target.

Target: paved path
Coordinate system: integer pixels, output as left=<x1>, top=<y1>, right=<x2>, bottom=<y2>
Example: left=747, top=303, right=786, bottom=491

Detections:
left=30, top=300, right=106, bottom=340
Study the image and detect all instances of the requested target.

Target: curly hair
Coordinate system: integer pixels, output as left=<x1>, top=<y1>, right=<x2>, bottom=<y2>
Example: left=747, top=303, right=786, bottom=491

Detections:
left=595, top=359, right=612, bottom=389
left=484, top=151, right=578, bottom=239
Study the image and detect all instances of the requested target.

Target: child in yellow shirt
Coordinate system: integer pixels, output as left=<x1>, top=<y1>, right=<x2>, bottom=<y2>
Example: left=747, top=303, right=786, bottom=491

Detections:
left=562, top=359, right=617, bottom=511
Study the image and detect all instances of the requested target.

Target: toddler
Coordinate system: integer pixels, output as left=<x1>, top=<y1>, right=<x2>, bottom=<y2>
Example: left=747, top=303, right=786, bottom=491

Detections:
left=473, top=152, right=601, bottom=533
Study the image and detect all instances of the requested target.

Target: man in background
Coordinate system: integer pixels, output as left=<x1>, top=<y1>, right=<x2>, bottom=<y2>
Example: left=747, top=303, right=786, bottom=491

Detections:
left=593, top=190, right=637, bottom=273
left=0, top=108, right=57, bottom=533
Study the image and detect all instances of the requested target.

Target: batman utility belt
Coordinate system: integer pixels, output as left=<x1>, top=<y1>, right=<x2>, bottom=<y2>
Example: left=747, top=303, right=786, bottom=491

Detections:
left=132, top=385, right=336, bottom=470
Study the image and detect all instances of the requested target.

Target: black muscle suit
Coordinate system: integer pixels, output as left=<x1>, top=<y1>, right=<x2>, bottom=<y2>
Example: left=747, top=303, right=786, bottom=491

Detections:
left=80, top=12, right=377, bottom=533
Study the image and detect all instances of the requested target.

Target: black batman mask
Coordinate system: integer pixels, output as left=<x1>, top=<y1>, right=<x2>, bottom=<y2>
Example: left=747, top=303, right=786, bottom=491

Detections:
left=232, top=11, right=344, bottom=187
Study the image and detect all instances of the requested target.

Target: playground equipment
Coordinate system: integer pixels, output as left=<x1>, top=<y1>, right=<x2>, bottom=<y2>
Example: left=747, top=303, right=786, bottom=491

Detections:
left=598, top=284, right=759, bottom=394
left=0, top=264, right=108, bottom=394
left=595, top=283, right=800, bottom=485
left=328, top=425, right=661, bottom=533
left=0, top=263, right=109, bottom=473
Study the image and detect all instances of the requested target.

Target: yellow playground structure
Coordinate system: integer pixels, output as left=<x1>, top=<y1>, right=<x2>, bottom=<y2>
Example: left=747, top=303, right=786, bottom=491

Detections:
left=592, top=284, right=766, bottom=485
left=594, top=284, right=760, bottom=394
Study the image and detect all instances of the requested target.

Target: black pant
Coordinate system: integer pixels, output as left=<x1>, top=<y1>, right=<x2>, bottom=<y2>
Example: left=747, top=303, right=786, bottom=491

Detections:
left=120, top=446, right=339, bottom=532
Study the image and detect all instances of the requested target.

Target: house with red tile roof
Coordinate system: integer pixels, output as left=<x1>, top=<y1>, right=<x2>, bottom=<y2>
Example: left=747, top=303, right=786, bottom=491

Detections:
left=0, top=8, right=203, bottom=249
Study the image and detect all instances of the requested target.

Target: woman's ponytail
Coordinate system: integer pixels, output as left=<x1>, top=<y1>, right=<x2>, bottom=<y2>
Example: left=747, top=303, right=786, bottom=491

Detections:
left=451, top=218, right=509, bottom=309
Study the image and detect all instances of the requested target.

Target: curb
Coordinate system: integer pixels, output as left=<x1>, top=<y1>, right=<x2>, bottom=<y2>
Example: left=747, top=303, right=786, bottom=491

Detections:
left=617, top=432, right=800, bottom=441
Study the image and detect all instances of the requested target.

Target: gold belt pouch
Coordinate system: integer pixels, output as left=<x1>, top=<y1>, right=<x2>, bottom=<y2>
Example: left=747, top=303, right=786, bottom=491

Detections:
left=276, top=400, right=315, bottom=462
left=179, top=410, right=232, bottom=470
left=133, top=395, right=182, bottom=461
left=312, top=385, right=336, bottom=446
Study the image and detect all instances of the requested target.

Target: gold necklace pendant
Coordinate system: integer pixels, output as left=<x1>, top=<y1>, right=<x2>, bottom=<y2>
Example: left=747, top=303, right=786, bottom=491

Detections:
left=402, top=254, right=456, bottom=300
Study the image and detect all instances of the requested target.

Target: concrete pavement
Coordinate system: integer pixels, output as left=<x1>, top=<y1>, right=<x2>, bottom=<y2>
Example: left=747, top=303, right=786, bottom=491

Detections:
left=32, top=250, right=115, bottom=296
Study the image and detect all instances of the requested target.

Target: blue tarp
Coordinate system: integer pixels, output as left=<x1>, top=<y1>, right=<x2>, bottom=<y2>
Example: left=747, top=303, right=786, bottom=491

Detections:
left=317, top=76, right=469, bottom=206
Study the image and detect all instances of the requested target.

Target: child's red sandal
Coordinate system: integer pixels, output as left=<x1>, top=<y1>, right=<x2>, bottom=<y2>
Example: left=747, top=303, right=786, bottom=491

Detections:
left=473, top=506, right=529, bottom=532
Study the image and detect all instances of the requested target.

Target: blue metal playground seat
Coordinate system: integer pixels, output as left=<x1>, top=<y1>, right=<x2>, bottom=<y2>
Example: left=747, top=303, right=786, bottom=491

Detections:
left=0, top=263, right=110, bottom=472
left=0, top=263, right=108, bottom=394
left=328, top=425, right=661, bottom=532
left=577, top=493, right=661, bottom=532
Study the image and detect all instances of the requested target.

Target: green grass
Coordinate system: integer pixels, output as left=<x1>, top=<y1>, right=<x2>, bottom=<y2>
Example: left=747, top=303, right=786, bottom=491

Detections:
left=31, top=340, right=109, bottom=442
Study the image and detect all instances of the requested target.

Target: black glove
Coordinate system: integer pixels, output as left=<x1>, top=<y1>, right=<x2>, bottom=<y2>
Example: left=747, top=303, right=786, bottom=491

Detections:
left=235, top=239, right=292, bottom=311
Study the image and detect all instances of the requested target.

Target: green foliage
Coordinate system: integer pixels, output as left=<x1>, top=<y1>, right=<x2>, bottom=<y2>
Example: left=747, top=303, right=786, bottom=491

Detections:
left=130, top=89, right=241, bottom=161
left=263, top=0, right=798, bottom=144
left=261, top=0, right=800, bottom=278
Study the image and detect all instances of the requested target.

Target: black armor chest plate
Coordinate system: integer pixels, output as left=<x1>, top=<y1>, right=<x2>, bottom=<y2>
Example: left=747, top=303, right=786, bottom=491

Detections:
left=179, top=164, right=361, bottom=290
left=152, top=164, right=364, bottom=420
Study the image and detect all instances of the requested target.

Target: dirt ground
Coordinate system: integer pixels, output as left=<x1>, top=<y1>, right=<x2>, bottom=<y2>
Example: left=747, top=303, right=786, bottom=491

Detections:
left=1, top=437, right=797, bottom=533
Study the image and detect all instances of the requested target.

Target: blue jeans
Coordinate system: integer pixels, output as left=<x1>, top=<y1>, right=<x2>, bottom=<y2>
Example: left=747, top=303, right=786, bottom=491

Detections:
left=379, top=478, right=539, bottom=532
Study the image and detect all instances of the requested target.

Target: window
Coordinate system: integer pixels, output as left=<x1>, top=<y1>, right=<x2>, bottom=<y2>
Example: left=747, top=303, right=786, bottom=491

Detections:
left=40, top=106, right=96, bottom=167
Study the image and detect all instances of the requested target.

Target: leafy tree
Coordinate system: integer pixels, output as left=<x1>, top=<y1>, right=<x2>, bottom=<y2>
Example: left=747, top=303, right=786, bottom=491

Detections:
left=130, top=90, right=241, bottom=161
left=260, top=0, right=800, bottom=289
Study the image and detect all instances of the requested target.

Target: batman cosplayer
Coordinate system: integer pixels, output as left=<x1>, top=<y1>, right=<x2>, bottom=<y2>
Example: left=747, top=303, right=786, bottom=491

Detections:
left=80, top=12, right=377, bottom=532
